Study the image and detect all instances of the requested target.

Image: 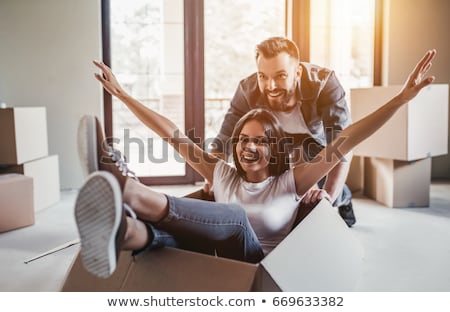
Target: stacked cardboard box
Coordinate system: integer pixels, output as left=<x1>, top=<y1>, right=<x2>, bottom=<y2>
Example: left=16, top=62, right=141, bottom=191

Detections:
left=0, top=107, right=60, bottom=217
left=350, top=84, right=448, bottom=207
left=0, top=174, right=34, bottom=232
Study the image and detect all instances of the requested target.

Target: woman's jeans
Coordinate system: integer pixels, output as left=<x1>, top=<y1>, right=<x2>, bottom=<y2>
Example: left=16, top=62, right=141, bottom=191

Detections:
left=142, top=196, right=264, bottom=263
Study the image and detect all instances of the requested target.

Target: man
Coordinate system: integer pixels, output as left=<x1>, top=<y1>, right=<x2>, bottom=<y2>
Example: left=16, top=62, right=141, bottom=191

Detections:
left=208, top=36, right=356, bottom=227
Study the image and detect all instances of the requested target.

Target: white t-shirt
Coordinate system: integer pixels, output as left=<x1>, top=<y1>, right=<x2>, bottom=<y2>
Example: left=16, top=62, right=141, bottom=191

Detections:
left=273, top=104, right=314, bottom=135
left=213, top=160, right=301, bottom=255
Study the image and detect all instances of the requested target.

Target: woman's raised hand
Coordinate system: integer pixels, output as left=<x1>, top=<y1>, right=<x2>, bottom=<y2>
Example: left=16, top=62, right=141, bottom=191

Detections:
left=93, top=60, right=127, bottom=98
left=397, top=49, right=436, bottom=103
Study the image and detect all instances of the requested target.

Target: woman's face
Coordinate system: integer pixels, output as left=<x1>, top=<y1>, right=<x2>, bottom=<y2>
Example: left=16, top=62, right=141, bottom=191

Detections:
left=235, top=119, right=271, bottom=182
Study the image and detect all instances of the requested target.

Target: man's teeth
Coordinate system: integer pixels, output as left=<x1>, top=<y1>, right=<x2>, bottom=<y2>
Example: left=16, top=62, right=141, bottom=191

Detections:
left=268, top=91, right=282, bottom=97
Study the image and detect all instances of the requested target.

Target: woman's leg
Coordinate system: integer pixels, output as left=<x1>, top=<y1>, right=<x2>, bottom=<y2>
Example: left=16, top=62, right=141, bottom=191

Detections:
left=155, top=196, right=263, bottom=263
left=123, top=178, right=169, bottom=222
left=122, top=178, right=263, bottom=263
left=122, top=217, right=150, bottom=250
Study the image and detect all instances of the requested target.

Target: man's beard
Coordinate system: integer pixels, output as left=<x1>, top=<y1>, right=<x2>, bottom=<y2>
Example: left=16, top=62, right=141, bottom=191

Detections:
left=264, top=81, right=297, bottom=112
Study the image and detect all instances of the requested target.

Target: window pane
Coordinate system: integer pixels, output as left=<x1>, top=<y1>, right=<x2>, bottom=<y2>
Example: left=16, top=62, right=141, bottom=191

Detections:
left=204, top=0, right=286, bottom=140
left=310, top=0, right=375, bottom=103
left=110, top=0, right=185, bottom=177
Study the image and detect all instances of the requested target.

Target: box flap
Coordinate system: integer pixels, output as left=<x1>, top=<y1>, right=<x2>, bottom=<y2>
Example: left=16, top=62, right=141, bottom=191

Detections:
left=121, top=247, right=258, bottom=291
left=261, top=199, right=364, bottom=291
left=61, top=249, right=134, bottom=292
left=251, top=265, right=281, bottom=292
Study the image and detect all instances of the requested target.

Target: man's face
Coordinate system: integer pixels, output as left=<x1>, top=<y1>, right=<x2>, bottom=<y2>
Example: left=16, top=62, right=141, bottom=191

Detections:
left=256, top=52, right=301, bottom=112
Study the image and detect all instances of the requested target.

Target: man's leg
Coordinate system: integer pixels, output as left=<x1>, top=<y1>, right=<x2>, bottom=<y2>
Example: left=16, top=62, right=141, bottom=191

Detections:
left=317, top=178, right=356, bottom=227
left=293, top=136, right=357, bottom=227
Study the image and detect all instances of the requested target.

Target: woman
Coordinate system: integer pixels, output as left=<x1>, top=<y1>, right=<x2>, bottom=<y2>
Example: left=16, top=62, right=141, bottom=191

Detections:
left=75, top=49, right=436, bottom=278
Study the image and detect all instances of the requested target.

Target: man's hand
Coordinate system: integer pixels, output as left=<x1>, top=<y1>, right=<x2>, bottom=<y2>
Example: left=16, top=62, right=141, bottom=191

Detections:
left=300, top=188, right=332, bottom=209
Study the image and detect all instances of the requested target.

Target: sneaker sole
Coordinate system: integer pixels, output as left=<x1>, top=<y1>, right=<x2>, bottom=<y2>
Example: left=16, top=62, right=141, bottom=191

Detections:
left=75, top=171, right=122, bottom=278
left=77, top=115, right=98, bottom=177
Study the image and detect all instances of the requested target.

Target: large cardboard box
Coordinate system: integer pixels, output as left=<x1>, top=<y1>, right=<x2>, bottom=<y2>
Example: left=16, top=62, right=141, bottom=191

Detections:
left=364, top=157, right=431, bottom=208
left=0, top=174, right=34, bottom=232
left=0, top=155, right=60, bottom=211
left=350, top=85, right=448, bottom=161
left=62, top=199, right=364, bottom=292
left=0, top=107, right=49, bottom=165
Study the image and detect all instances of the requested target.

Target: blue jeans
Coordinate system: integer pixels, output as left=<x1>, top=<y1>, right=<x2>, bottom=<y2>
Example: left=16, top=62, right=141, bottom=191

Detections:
left=141, top=196, right=264, bottom=264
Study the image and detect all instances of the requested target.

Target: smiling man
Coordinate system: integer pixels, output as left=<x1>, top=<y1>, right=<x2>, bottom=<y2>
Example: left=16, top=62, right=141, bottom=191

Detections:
left=209, top=36, right=355, bottom=227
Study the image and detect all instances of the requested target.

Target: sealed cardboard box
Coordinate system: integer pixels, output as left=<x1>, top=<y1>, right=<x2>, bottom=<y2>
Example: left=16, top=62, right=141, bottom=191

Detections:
left=62, top=199, right=364, bottom=292
left=364, top=157, right=431, bottom=208
left=0, top=107, right=49, bottom=165
left=350, top=85, right=448, bottom=161
left=0, top=155, right=60, bottom=211
left=0, top=174, right=34, bottom=232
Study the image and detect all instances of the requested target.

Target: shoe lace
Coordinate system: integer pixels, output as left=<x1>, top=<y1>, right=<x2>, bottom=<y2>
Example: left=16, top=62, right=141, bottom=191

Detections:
left=107, top=146, right=138, bottom=180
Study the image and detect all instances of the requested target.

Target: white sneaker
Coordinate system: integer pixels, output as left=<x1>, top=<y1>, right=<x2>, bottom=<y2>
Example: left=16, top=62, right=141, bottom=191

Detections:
left=74, top=171, right=126, bottom=278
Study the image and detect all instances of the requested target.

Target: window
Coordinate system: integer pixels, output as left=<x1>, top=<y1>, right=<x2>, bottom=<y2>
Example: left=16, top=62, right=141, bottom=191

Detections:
left=310, top=0, right=376, bottom=103
left=204, top=0, right=286, bottom=140
left=108, top=0, right=186, bottom=179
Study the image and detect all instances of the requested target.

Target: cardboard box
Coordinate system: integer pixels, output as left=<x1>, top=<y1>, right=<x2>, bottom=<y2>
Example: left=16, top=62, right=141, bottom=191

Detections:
left=0, top=107, right=49, bottom=165
left=0, top=174, right=34, bottom=232
left=0, top=155, right=60, bottom=211
left=350, top=84, right=448, bottom=161
left=364, top=157, right=431, bottom=208
left=62, top=199, right=364, bottom=292
left=346, top=156, right=364, bottom=193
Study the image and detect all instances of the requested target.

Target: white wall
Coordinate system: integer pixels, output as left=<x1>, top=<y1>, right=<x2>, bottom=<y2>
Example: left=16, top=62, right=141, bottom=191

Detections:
left=0, top=0, right=103, bottom=189
left=385, top=0, right=450, bottom=179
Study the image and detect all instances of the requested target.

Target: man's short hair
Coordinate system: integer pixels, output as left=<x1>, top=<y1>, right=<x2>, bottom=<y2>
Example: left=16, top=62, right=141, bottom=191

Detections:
left=255, top=37, right=300, bottom=62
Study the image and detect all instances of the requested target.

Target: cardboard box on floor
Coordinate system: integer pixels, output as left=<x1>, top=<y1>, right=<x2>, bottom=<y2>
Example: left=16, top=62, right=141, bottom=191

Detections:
left=0, top=107, right=49, bottom=165
left=364, top=157, right=431, bottom=208
left=0, top=174, right=34, bottom=232
left=0, top=155, right=60, bottom=211
left=350, top=84, right=448, bottom=161
left=62, top=199, right=364, bottom=292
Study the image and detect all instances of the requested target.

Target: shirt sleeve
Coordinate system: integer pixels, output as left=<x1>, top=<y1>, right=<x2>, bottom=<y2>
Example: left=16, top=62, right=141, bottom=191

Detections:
left=212, top=159, right=237, bottom=193
left=317, top=70, right=352, bottom=143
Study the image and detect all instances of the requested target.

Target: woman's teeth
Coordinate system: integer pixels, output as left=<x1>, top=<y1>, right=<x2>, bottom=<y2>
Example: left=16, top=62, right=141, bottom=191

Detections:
left=242, top=151, right=259, bottom=162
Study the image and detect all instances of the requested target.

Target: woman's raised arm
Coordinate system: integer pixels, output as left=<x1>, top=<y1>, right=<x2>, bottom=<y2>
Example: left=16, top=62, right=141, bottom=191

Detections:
left=293, top=49, right=437, bottom=196
left=93, top=60, right=218, bottom=183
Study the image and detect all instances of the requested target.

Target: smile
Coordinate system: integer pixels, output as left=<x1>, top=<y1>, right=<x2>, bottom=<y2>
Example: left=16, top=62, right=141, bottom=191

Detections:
left=240, top=150, right=260, bottom=163
left=267, top=91, right=284, bottom=98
